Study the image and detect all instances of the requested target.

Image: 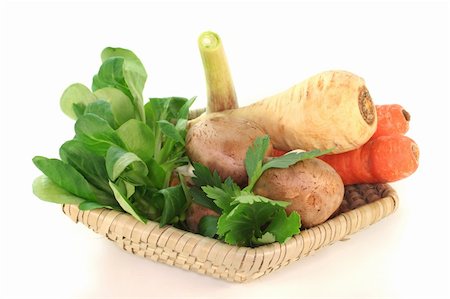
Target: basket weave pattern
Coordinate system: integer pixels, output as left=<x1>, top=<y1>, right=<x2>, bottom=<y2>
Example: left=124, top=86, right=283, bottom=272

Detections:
left=62, top=184, right=398, bottom=282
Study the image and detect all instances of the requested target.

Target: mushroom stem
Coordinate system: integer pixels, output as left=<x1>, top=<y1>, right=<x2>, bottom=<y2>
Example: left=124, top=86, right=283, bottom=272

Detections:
left=198, top=31, right=238, bottom=113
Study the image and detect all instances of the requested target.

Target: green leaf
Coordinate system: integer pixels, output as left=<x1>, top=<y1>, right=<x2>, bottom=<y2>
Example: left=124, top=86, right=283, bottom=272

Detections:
left=146, top=159, right=167, bottom=189
left=78, top=201, right=112, bottom=210
left=166, top=97, right=189, bottom=120
left=32, top=156, right=97, bottom=201
left=101, top=47, right=144, bottom=63
left=100, top=48, right=147, bottom=122
left=145, top=97, right=189, bottom=127
left=231, top=193, right=290, bottom=208
left=116, top=119, right=155, bottom=162
left=60, top=83, right=97, bottom=119
left=59, top=140, right=111, bottom=195
left=32, top=175, right=85, bottom=205
left=123, top=59, right=147, bottom=122
left=84, top=100, right=117, bottom=129
left=189, top=186, right=221, bottom=213
left=177, top=96, right=196, bottom=120
left=157, top=120, right=185, bottom=145
left=175, top=118, right=188, bottom=132
left=262, top=148, right=334, bottom=172
left=192, top=162, right=222, bottom=188
left=202, top=185, right=235, bottom=213
left=74, top=114, right=125, bottom=155
left=109, top=180, right=147, bottom=223
left=72, top=103, right=86, bottom=118
left=144, top=98, right=170, bottom=131
left=265, top=210, right=301, bottom=243
left=254, top=232, right=276, bottom=245
left=153, top=185, right=187, bottom=227
left=93, top=87, right=135, bottom=126
left=245, top=135, right=270, bottom=190
left=198, top=215, right=219, bottom=237
left=217, top=202, right=275, bottom=246
left=92, top=57, right=130, bottom=98
left=105, top=146, right=148, bottom=185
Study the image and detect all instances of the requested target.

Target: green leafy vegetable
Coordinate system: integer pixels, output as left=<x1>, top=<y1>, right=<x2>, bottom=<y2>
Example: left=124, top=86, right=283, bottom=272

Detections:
left=59, top=140, right=111, bottom=195
left=157, top=120, right=185, bottom=145
left=153, top=185, right=187, bottom=227
left=32, top=176, right=86, bottom=205
left=116, top=119, right=155, bottom=162
left=60, top=83, right=97, bottom=119
left=264, top=209, right=300, bottom=243
left=109, top=180, right=146, bottom=223
left=74, top=114, right=125, bottom=155
left=231, top=192, right=290, bottom=208
left=93, top=47, right=147, bottom=122
left=217, top=202, right=275, bottom=246
left=261, top=148, right=334, bottom=172
left=191, top=162, right=222, bottom=188
left=93, top=87, right=135, bottom=126
left=245, top=135, right=270, bottom=190
left=32, top=156, right=98, bottom=201
left=78, top=201, right=112, bottom=210
left=32, top=47, right=194, bottom=227
left=198, top=215, right=219, bottom=237
left=105, top=146, right=149, bottom=185
left=84, top=100, right=117, bottom=129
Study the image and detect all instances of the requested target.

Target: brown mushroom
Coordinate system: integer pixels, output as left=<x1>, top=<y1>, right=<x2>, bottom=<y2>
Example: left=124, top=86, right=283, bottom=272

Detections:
left=186, top=114, right=272, bottom=186
left=253, top=158, right=344, bottom=228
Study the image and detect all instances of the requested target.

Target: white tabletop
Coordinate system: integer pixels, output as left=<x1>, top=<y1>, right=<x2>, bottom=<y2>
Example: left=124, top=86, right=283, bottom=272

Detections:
left=1, top=1, right=449, bottom=298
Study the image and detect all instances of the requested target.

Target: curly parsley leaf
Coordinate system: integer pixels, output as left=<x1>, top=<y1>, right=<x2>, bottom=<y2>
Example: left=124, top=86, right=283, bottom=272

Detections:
left=198, top=215, right=219, bottom=238
left=217, top=202, right=275, bottom=246
left=192, top=162, right=222, bottom=188
left=265, top=209, right=300, bottom=243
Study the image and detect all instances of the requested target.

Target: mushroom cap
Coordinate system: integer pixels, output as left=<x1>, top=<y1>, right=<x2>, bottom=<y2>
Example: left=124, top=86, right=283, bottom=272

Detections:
left=253, top=158, right=344, bottom=228
left=186, top=114, right=272, bottom=186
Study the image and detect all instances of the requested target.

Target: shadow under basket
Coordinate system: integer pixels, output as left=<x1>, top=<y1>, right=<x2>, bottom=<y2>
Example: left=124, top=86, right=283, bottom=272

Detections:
left=62, top=183, right=399, bottom=283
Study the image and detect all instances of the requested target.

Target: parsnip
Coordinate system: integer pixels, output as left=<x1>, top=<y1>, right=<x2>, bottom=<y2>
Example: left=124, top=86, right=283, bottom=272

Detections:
left=195, top=71, right=377, bottom=154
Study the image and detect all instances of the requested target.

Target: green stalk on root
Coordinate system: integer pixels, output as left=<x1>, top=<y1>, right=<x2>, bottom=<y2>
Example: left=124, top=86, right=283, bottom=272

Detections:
left=198, top=31, right=238, bottom=113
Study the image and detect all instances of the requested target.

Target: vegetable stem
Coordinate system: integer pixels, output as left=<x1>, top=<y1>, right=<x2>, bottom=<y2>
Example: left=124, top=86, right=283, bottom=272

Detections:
left=198, top=31, right=238, bottom=113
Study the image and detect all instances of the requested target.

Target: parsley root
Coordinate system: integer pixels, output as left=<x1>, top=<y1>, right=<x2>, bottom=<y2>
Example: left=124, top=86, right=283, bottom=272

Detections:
left=319, top=135, right=419, bottom=185
left=199, top=70, right=377, bottom=154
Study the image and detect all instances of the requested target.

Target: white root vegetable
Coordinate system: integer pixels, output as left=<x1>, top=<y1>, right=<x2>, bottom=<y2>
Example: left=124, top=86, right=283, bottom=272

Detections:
left=193, top=70, right=377, bottom=154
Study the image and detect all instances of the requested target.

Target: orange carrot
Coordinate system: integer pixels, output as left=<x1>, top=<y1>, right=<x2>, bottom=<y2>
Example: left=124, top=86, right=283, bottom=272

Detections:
left=371, top=104, right=410, bottom=139
left=319, top=135, right=419, bottom=185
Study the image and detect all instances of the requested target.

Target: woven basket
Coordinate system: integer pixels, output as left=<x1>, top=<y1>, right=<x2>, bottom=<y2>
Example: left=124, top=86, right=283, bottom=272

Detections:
left=62, top=183, right=398, bottom=282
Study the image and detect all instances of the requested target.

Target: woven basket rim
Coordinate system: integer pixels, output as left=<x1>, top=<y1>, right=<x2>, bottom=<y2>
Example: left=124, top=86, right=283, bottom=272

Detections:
left=63, top=183, right=398, bottom=249
left=61, top=184, right=399, bottom=282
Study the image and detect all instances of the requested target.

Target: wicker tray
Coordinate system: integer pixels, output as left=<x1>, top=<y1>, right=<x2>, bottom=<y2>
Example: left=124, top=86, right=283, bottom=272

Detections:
left=62, top=183, right=398, bottom=282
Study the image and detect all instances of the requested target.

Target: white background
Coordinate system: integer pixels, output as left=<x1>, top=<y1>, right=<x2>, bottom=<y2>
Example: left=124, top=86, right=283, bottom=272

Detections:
left=1, top=1, right=449, bottom=298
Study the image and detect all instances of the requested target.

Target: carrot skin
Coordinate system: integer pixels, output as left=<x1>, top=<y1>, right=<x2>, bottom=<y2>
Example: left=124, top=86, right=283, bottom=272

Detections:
left=371, top=104, right=410, bottom=139
left=319, top=135, right=419, bottom=184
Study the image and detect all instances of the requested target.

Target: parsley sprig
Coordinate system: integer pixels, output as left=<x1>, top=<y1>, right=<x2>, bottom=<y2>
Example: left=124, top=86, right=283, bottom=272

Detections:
left=191, top=135, right=332, bottom=247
